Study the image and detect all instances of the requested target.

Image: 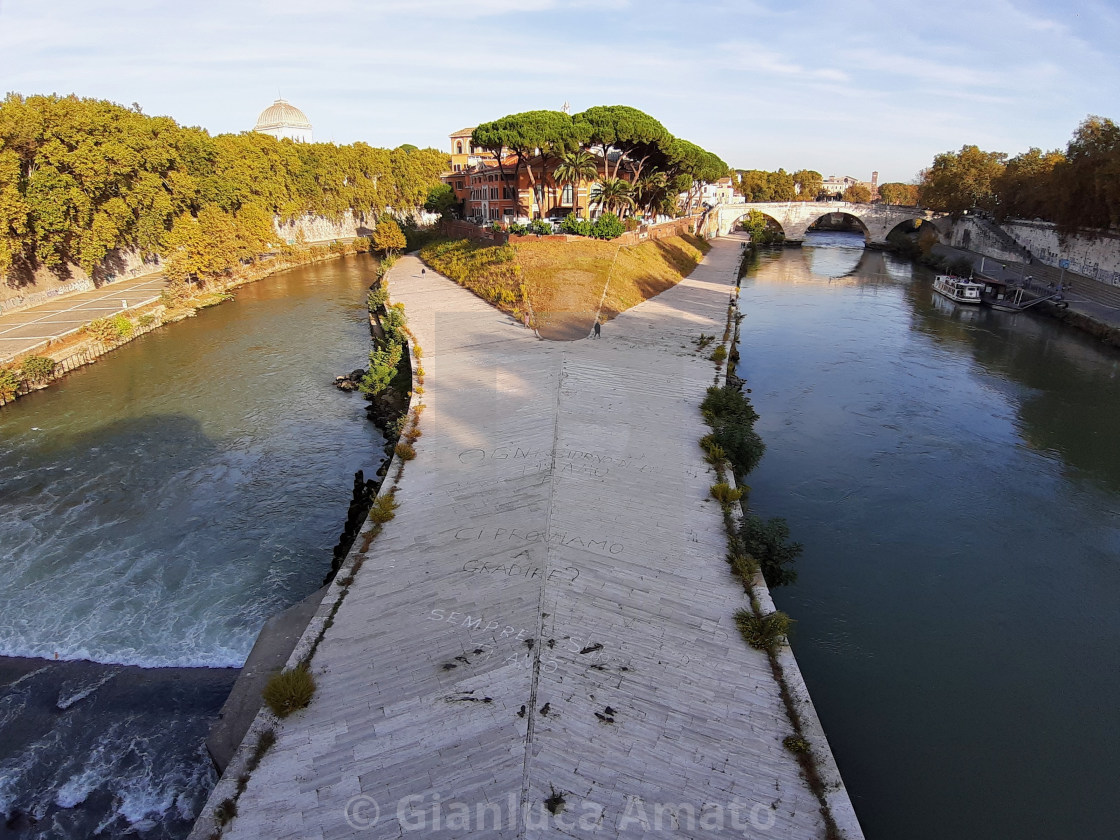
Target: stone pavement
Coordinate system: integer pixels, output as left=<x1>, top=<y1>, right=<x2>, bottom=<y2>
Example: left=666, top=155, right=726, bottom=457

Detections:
left=202, top=235, right=862, bottom=839
left=0, top=273, right=166, bottom=362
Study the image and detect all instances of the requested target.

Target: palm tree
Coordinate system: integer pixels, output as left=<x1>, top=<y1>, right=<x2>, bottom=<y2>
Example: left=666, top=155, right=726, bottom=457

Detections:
left=553, top=149, right=599, bottom=218
left=635, top=171, right=669, bottom=216
left=592, top=177, right=635, bottom=217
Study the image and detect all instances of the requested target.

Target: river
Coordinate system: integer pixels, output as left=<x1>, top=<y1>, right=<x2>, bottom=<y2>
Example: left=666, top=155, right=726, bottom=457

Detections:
left=0, top=254, right=384, bottom=838
left=736, top=232, right=1120, bottom=839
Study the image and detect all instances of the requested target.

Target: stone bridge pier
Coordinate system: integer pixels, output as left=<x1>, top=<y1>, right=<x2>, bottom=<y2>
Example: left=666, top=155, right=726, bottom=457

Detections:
left=708, top=201, right=949, bottom=246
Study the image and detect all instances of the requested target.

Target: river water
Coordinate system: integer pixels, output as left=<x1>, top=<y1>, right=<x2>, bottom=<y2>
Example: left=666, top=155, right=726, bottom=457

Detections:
left=736, top=232, right=1120, bottom=840
left=0, top=255, right=384, bottom=837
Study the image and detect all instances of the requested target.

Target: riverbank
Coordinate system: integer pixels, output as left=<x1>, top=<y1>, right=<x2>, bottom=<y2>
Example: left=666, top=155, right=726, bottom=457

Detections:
left=0, top=238, right=373, bottom=407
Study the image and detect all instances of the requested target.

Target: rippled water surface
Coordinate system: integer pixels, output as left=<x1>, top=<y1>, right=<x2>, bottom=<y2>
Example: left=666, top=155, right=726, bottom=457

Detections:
left=737, top=233, right=1120, bottom=840
left=0, top=254, right=384, bottom=837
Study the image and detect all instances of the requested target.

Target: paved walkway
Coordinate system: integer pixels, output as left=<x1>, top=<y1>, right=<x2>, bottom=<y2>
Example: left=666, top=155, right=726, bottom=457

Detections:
left=200, top=236, right=861, bottom=839
left=0, top=273, right=166, bottom=362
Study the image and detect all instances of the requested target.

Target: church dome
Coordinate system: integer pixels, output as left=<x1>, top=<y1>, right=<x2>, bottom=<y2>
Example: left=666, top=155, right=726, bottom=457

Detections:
left=254, top=99, right=313, bottom=132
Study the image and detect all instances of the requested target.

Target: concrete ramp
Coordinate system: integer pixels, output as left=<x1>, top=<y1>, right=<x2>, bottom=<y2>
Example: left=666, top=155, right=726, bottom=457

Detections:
left=197, top=236, right=862, bottom=839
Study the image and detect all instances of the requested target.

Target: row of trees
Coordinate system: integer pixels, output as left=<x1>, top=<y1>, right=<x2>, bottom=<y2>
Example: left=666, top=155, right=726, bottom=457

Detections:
left=469, top=106, right=729, bottom=219
left=918, top=115, right=1119, bottom=231
left=0, top=93, right=449, bottom=279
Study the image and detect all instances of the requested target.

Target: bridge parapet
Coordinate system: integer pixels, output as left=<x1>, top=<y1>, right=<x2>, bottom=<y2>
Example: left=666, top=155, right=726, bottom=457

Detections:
left=713, top=201, right=948, bottom=245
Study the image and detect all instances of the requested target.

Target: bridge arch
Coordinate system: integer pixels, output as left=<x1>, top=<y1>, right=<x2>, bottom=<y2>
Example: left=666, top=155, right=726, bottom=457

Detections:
left=712, top=201, right=949, bottom=246
left=728, top=209, right=787, bottom=243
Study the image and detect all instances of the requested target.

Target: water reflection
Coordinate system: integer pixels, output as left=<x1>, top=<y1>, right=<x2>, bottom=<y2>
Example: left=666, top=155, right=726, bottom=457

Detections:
left=736, top=232, right=1120, bottom=840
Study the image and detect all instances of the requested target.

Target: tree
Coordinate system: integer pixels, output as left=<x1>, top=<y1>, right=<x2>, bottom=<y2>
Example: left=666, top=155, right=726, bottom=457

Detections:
left=842, top=183, right=872, bottom=203
left=918, top=144, right=1007, bottom=216
left=591, top=178, right=635, bottom=217
left=572, top=105, right=671, bottom=181
left=553, top=149, right=599, bottom=217
left=423, top=183, right=458, bottom=217
left=877, top=182, right=919, bottom=206
left=792, top=170, right=823, bottom=201
left=373, top=217, right=407, bottom=256
left=1052, top=115, right=1120, bottom=232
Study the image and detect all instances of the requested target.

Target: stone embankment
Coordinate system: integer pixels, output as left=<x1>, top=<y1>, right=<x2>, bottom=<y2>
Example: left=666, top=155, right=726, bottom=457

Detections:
left=191, top=236, right=863, bottom=840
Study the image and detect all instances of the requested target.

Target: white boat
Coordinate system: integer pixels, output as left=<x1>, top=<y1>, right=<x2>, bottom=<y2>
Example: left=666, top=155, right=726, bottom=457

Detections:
left=933, top=274, right=983, bottom=304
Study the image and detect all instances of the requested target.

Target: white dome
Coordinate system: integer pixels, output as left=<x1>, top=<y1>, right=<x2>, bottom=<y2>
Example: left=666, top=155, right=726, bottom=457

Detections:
left=253, top=99, right=313, bottom=142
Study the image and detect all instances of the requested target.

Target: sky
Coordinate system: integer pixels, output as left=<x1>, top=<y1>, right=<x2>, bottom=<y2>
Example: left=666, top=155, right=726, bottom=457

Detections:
left=1, top=0, right=1117, bottom=184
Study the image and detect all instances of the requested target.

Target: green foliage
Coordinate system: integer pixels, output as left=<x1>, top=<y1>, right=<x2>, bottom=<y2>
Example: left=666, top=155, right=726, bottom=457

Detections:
left=373, top=217, right=407, bottom=255
left=20, top=355, right=56, bottom=381
left=111, top=313, right=133, bottom=337
left=591, top=212, right=624, bottom=239
left=419, top=239, right=522, bottom=309
left=710, top=482, right=743, bottom=504
left=700, top=385, right=765, bottom=478
left=710, top=344, right=728, bottom=364
left=738, top=209, right=783, bottom=245
left=919, top=144, right=1007, bottom=216
left=553, top=149, right=600, bottom=215
left=877, top=182, right=919, bottom=206
left=0, top=93, right=448, bottom=279
left=83, top=317, right=121, bottom=343
left=395, top=441, right=417, bottom=461
left=560, top=213, right=593, bottom=236
left=528, top=219, right=552, bottom=235
left=736, top=169, right=796, bottom=202
left=261, top=664, right=315, bottom=717
left=0, top=368, right=22, bottom=401
left=783, top=735, right=812, bottom=754
left=508, top=221, right=528, bottom=235
left=423, top=182, right=457, bottom=216
left=740, top=514, right=803, bottom=587
left=368, top=492, right=399, bottom=524
left=792, top=170, right=823, bottom=201
left=734, top=608, right=794, bottom=651
left=842, top=183, right=872, bottom=203
left=730, top=552, right=759, bottom=582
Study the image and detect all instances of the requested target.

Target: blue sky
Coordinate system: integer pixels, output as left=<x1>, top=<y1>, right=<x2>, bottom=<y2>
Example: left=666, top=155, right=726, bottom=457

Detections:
left=1, top=0, right=1117, bottom=183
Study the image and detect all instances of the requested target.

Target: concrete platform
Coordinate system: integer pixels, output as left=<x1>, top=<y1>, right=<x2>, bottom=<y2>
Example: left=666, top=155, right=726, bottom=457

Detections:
left=197, top=236, right=862, bottom=839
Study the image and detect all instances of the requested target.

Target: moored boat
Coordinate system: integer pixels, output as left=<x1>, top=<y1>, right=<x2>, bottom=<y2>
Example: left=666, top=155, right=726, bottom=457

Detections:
left=933, top=274, right=983, bottom=304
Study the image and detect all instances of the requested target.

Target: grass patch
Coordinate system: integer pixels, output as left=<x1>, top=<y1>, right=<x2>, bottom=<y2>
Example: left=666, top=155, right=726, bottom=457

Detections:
left=710, top=482, right=743, bottom=505
left=215, top=797, right=237, bottom=826
left=395, top=441, right=417, bottom=460
left=261, top=664, right=315, bottom=718
left=419, top=239, right=524, bottom=312
left=700, top=385, right=765, bottom=479
left=368, top=491, right=399, bottom=524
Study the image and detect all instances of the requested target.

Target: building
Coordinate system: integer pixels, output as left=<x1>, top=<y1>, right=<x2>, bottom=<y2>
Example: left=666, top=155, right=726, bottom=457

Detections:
left=820, top=171, right=878, bottom=200
left=441, top=129, right=635, bottom=224
left=253, top=99, right=313, bottom=142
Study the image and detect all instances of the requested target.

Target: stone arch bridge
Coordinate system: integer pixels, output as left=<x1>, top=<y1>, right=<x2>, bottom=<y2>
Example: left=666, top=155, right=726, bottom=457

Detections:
left=706, top=201, right=949, bottom=246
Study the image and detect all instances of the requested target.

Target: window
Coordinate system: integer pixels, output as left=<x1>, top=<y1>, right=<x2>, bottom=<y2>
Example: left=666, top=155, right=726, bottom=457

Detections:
left=503, top=187, right=515, bottom=200
left=490, top=208, right=500, bottom=220
left=561, top=184, right=573, bottom=205
left=490, top=188, right=498, bottom=200
left=456, top=181, right=464, bottom=190
left=453, top=164, right=461, bottom=172
left=456, top=141, right=463, bottom=154
left=503, top=208, right=514, bottom=217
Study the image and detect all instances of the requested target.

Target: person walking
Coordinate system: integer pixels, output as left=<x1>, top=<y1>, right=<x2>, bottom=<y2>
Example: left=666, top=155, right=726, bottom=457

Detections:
left=593, top=321, right=601, bottom=339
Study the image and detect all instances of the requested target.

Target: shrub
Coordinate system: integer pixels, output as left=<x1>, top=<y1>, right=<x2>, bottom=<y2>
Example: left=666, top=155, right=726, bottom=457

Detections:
left=368, top=492, right=399, bottom=524
left=137, top=313, right=155, bottom=327
left=734, top=608, right=793, bottom=650
left=700, top=385, right=765, bottom=477
left=490, top=222, right=504, bottom=233
left=395, top=442, right=417, bottom=460
left=262, top=664, right=315, bottom=717
left=783, top=735, right=812, bottom=754
left=703, top=442, right=726, bottom=466
left=559, top=213, right=593, bottom=236
left=710, top=345, right=728, bottom=365
left=591, top=212, right=624, bottom=240
left=710, top=482, right=744, bottom=505
left=215, top=797, right=238, bottom=825
left=20, top=356, right=56, bottom=382
left=730, top=553, right=759, bottom=582
left=0, top=369, right=22, bottom=401
left=740, top=514, right=803, bottom=587
left=623, top=216, right=640, bottom=232
left=529, top=219, right=552, bottom=235
left=83, top=318, right=119, bottom=343
left=111, top=314, right=133, bottom=338
left=508, top=222, right=528, bottom=235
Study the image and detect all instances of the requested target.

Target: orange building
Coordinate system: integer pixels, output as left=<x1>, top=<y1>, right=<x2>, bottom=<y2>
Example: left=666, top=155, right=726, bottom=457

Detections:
left=442, top=129, right=625, bottom=225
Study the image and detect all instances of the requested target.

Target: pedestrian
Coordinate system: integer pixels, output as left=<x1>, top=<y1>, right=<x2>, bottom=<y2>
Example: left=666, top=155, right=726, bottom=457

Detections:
left=593, top=321, right=601, bottom=339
